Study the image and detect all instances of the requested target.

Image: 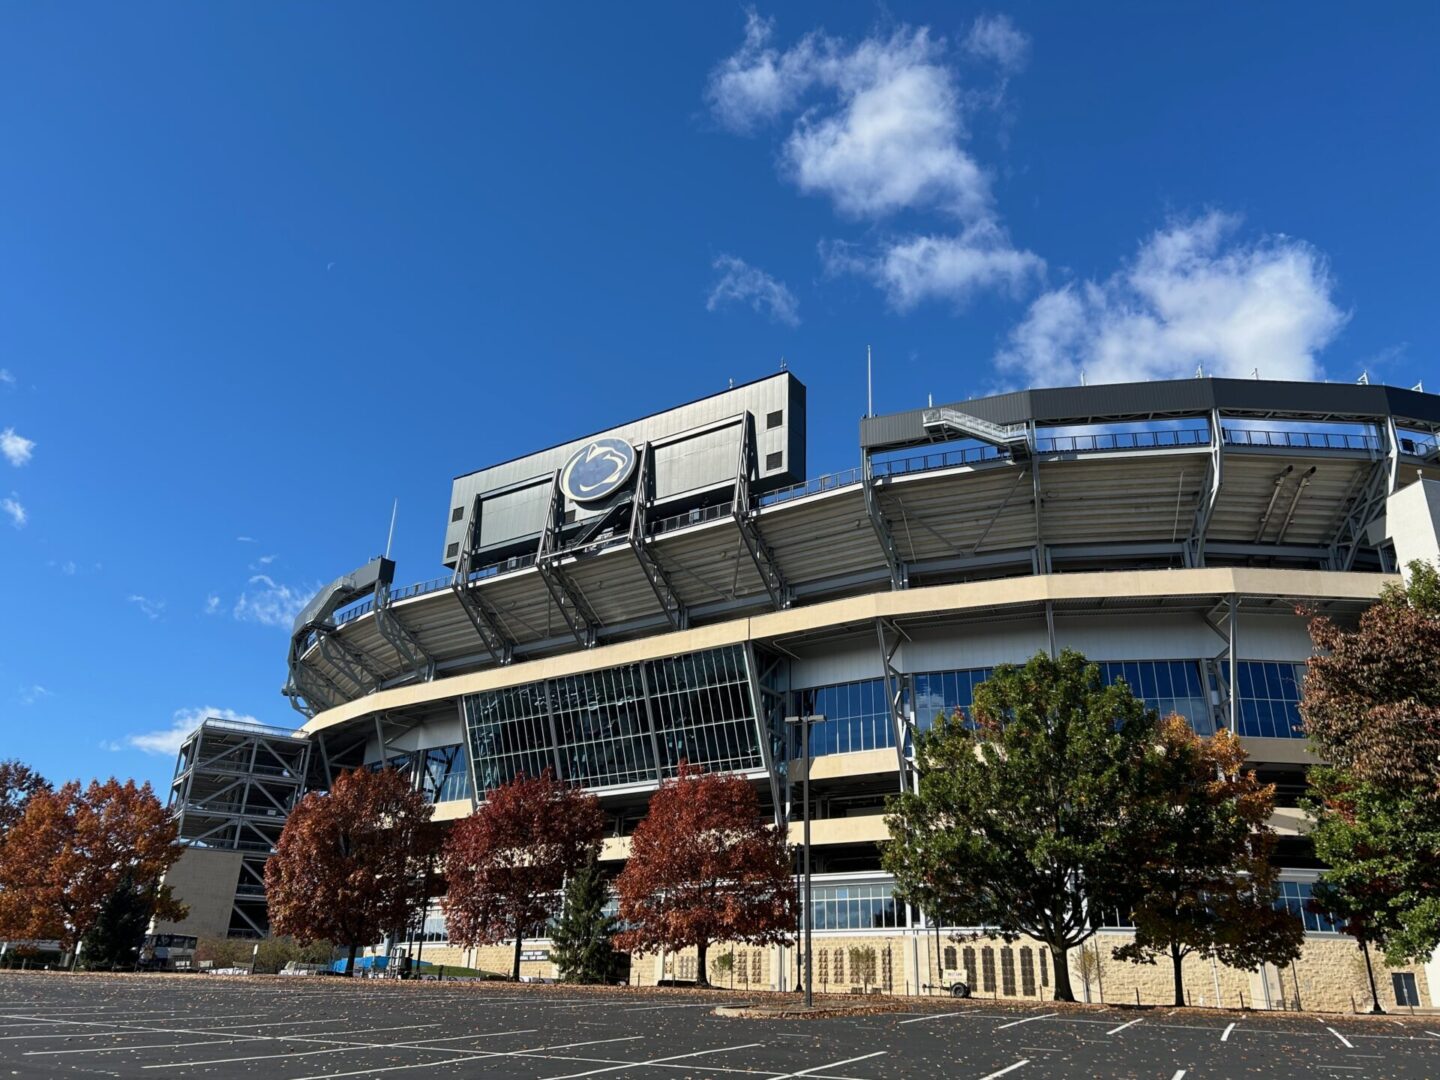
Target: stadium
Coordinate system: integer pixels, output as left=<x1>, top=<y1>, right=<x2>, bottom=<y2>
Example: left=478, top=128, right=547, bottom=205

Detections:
left=160, top=371, right=1440, bottom=1008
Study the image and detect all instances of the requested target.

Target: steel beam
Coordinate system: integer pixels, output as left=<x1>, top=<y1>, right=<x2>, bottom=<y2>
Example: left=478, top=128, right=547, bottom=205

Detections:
left=1185, top=409, right=1224, bottom=567
left=374, top=583, right=435, bottom=682
left=536, top=474, right=601, bottom=648
left=863, top=456, right=909, bottom=590
left=1327, top=449, right=1391, bottom=571
left=451, top=495, right=516, bottom=665
left=876, top=619, right=911, bottom=792
left=1275, top=466, right=1316, bottom=544
left=732, top=418, right=792, bottom=609
left=627, top=444, right=688, bottom=630
left=744, top=642, right=787, bottom=830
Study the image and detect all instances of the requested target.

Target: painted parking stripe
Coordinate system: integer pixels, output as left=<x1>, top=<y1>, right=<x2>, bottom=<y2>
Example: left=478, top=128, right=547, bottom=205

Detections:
left=1171, top=1072, right=1187, bottom=1080
left=1105, top=1017, right=1143, bottom=1036
left=766, top=1050, right=887, bottom=1079
left=996, top=1012, right=1057, bottom=1030
left=977, top=1060, right=1029, bottom=1080
left=1221, top=1022, right=1236, bottom=1042
left=538, top=1043, right=768, bottom=1080
left=1327, top=1026, right=1356, bottom=1048
left=29, top=1039, right=245, bottom=1057
left=284, top=1035, right=649, bottom=1080
left=138, top=1027, right=539, bottom=1069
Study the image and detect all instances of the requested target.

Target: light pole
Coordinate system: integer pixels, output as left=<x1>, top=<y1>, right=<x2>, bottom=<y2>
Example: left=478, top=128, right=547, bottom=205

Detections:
left=785, top=713, right=823, bottom=1009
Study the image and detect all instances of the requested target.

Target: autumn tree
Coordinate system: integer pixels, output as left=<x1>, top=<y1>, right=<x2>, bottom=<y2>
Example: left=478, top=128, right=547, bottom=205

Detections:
left=442, top=770, right=604, bottom=981
left=266, top=767, right=437, bottom=976
left=1115, top=717, right=1303, bottom=1006
left=0, top=760, right=49, bottom=836
left=79, top=876, right=155, bottom=970
left=0, top=779, right=185, bottom=957
left=884, top=650, right=1162, bottom=1002
left=1301, top=561, right=1440, bottom=965
left=551, top=856, right=623, bottom=984
left=615, top=763, right=795, bottom=987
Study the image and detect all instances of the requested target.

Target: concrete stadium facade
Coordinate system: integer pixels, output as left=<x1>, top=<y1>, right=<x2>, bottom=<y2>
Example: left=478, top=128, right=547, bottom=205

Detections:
left=163, top=371, right=1440, bottom=1010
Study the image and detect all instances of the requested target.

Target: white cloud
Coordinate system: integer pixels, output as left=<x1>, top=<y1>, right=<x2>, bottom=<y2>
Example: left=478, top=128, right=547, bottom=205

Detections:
left=233, top=574, right=314, bottom=628
left=706, top=255, right=801, bottom=326
left=708, top=13, right=1041, bottom=308
left=236, top=535, right=256, bottom=543
left=0, top=369, right=14, bottom=386
left=996, top=212, right=1347, bottom=387
left=1, top=428, right=34, bottom=467
left=1, top=493, right=25, bottom=528
left=964, top=14, right=1030, bottom=71
left=825, top=223, right=1044, bottom=310
left=257, top=554, right=276, bottom=566
left=128, top=594, right=166, bottom=620
left=204, top=593, right=221, bottom=615
left=19, top=684, right=50, bottom=706
left=125, top=706, right=263, bottom=756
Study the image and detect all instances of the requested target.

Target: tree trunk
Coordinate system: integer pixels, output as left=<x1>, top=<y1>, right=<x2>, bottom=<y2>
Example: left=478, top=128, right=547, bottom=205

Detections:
left=696, top=938, right=710, bottom=987
left=344, top=942, right=357, bottom=977
left=1360, top=938, right=1384, bottom=1014
left=1050, top=945, right=1075, bottom=1002
left=512, top=933, right=523, bottom=982
left=1171, top=943, right=1185, bottom=1008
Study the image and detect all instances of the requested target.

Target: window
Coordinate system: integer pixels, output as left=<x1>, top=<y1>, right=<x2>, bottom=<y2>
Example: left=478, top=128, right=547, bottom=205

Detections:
left=963, top=946, right=978, bottom=989
left=981, top=947, right=996, bottom=992
left=1097, top=660, right=1214, bottom=735
left=912, top=668, right=994, bottom=732
left=451, top=506, right=464, bottom=522
left=1236, top=661, right=1307, bottom=739
left=943, top=945, right=957, bottom=971
left=1039, top=949, right=1049, bottom=987
left=1020, top=948, right=1036, bottom=996
left=1394, top=971, right=1420, bottom=1007
left=418, top=745, right=470, bottom=803
left=1001, top=947, right=1017, bottom=995
left=795, top=679, right=893, bottom=757
left=766, top=409, right=783, bottom=429
left=446, top=542, right=460, bottom=559
left=766, top=451, right=783, bottom=470
left=809, top=882, right=902, bottom=930
left=463, top=644, right=763, bottom=793
left=1274, top=880, right=1339, bottom=933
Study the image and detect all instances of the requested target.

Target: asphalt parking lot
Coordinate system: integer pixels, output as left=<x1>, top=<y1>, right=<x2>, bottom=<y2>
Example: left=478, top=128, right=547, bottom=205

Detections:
left=2, top=972, right=1439, bottom=1079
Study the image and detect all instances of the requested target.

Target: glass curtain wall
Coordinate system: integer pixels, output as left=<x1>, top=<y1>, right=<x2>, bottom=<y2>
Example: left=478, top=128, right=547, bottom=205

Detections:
left=464, top=644, right=763, bottom=795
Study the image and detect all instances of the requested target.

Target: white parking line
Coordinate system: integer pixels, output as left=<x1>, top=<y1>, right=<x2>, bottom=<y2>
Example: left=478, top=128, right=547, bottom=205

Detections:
left=1171, top=1071, right=1187, bottom=1080
left=898, top=1011, right=965, bottom=1025
left=1326, top=1026, right=1355, bottom=1049
left=539, top=1043, right=767, bottom=1080
left=766, top=1051, right=887, bottom=1079
left=1105, top=1017, right=1143, bottom=1036
left=28, top=1039, right=244, bottom=1057
left=285, top=1035, right=650, bottom=1080
left=996, top=1012, right=1056, bottom=1030
left=977, top=1060, right=1029, bottom=1080
left=139, top=1027, right=538, bottom=1068
left=1221, top=1022, right=1236, bottom=1042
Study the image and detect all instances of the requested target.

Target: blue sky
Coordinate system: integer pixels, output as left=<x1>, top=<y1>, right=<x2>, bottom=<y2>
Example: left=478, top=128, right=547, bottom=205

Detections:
left=1, top=3, right=1436, bottom=792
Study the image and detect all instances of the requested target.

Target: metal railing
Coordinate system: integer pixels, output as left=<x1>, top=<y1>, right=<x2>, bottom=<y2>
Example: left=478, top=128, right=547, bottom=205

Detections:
left=874, top=445, right=1009, bottom=477
left=760, top=466, right=865, bottom=507
left=199, top=717, right=302, bottom=739
left=1038, top=428, right=1211, bottom=453
left=1221, top=428, right=1379, bottom=451
left=649, top=501, right=732, bottom=537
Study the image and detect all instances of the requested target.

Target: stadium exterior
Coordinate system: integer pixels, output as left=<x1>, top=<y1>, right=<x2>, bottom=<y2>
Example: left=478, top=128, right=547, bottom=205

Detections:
left=161, top=371, right=1440, bottom=1009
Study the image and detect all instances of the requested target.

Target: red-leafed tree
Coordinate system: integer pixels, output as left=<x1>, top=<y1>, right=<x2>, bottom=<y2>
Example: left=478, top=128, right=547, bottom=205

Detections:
left=615, top=763, right=795, bottom=987
left=0, top=778, right=186, bottom=957
left=266, top=767, right=438, bottom=976
left=442, top=770, right=605, bottom=981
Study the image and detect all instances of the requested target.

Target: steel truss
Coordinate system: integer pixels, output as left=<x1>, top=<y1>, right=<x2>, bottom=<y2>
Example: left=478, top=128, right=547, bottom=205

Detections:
left=876, top=619, right=913, bottom=793
left=451, top=494, right=515, bottom=665
left=1328, top=419, right=1397, bottom=571
left=1184, top=410, right=1224, bottom=568
left=733, top=417, right=791, bottom=609
left=374, top=580, right=435, bottom=683
left=863, top=456, right=909, bottom=590
left=536, top=474, right=602, bottom=648
left=745, top=643, right=788, bottom=829
left=627, top=444, right=688, bottom=630
left=169, top=719, right=310, bottom=938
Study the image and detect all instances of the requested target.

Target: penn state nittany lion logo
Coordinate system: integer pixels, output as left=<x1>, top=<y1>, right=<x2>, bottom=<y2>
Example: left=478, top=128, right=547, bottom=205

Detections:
left=559, top=437, right=638, bottom=504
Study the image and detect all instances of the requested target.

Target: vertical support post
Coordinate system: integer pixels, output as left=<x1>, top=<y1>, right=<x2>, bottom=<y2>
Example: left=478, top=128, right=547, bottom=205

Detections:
left=1045, top=600, right=1057, bottom=660
left=802, top=713, right=813, bottom=1009
left=1228, top=594, right=1239, bottom=732
left=456, top=697, right=481, bottom=806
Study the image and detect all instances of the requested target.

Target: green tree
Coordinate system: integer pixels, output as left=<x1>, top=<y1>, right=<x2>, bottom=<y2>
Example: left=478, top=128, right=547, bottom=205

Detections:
left=551, top=857, right=622, bottom=984
left=1115, top=717, right=1303, bottom=1005
left=883, top=650, right=1160, bottom=1002
left=78, top=876, right=154, bottom=970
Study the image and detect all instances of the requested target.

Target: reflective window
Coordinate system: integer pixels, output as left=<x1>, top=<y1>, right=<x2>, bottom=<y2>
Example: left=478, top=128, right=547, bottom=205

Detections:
left=809, top=882, right=903, bottom=931
left=1097, top=660, right=1213, bottom=735
left=1236, top=661, right=1307, bottom=739
left=795, top=679, right=893, bottom=757
left=912, top=667, right=994, bottom=731
left=647, top=645, right=763, bottom=776
left=551, top=665, right=656, bottom=788
left=1275, top=880, right=1339, bottom=933
left=466, top=683, right=556, bottom=794
left=418, top=745, right=470, bottom=804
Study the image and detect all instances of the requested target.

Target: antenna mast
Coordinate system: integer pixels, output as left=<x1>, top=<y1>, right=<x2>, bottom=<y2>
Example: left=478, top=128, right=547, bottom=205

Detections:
left=867, top=345, right=873, bottom=417
left=385, top=499, right=398, bottom=560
